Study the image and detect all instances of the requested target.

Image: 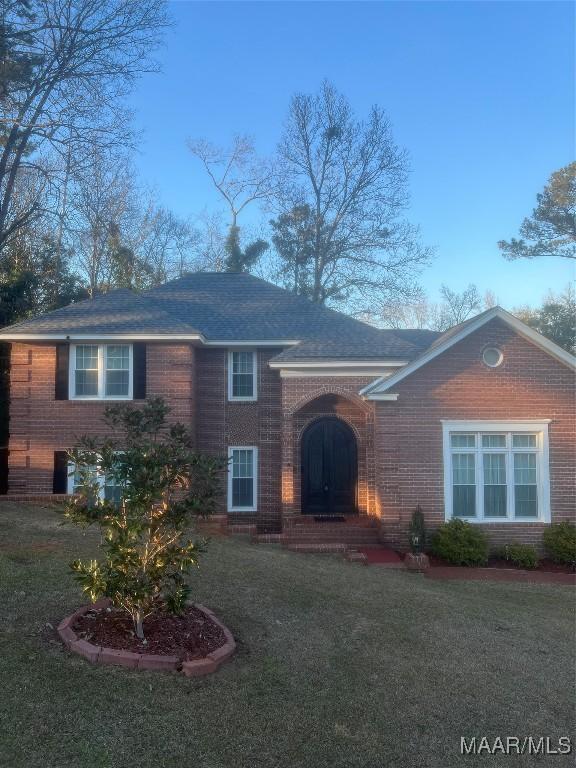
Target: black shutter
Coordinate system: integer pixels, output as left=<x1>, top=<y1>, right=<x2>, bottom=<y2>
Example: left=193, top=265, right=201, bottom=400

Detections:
left=53, top=451, right=68, bottom=494
left=133, top=343, right=146, bottom=399
left=55, top=344, right=69, bottom=400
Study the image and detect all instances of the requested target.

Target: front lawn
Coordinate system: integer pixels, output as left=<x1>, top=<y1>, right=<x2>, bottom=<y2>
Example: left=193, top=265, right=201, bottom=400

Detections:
left=0, top=501, right=574, bottom=768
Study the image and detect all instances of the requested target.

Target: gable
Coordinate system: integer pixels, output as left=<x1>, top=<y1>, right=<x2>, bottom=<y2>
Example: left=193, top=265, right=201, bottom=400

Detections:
left=362, top=308, right=575, bottom=399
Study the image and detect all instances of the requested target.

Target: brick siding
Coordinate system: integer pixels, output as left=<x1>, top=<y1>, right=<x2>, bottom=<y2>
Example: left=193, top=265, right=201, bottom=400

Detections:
left=7, top=343, right=195, bottom=494
left=5, top=317, right=575, bottom=554
left=374, top=318, right=576, bottom=551
left=195, top=348, right=282, bottom=529
left=280, top=378, right=377, bottom=519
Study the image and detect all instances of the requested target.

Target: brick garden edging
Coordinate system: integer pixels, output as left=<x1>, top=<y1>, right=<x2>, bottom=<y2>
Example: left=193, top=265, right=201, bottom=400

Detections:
left=57, top=599, right=236, bottom=675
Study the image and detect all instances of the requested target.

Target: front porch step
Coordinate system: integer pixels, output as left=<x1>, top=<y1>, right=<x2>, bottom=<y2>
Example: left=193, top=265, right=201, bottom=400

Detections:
left=283, top=529, right=380, bottom=544
left=286, top=516, right=378, bottom=529
left=283, top=536, right=380, bottom=547
left=285, top=543, right=347, bottom=554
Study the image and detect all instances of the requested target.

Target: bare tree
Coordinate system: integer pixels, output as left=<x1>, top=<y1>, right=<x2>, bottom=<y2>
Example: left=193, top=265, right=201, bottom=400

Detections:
left=188, top=135, right=274, bottom=271
left=435, top=283, right=482, bottom=328
left=377, top=283, right=496, bottom=331
left=136, top=206, right=201, bottom=282
left=272, top=81, right=431, bottom=309
left=0, top=0, right=168, bottom=254
left=377, top=290, right=434, bottom=329
left=66, top=148, right=200, bottom=293
left=66, top=149, right=137, bottom=295
left=483, top=289, right=498, bottom=309
left=188, top=135, right=274, bottom=228
left=192, top=210, right=228, bottom=271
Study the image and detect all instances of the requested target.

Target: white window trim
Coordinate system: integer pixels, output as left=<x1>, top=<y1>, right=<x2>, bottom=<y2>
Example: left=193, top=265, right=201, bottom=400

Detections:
left=70, top=343, right=133, bottom=400
left=67, top=460, right=105, bottom=497
left=441, top=420, right=551, bottom=524
left=67, top=457, right=124, bottom=499
left=227, top=350, right=257, bottom=402
left=227, top=446, right=258, bottom=512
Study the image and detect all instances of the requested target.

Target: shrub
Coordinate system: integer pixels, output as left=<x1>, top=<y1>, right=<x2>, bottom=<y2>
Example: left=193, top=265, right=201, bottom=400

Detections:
left=499, top=543, right=538, bottom=569
left=409, top=506, right=426, bottom=553
left=431, top=519, right=488, bottom=566
left=63, top=397, right=226, bottom=640
left=543, top=522, right=576, bottom=566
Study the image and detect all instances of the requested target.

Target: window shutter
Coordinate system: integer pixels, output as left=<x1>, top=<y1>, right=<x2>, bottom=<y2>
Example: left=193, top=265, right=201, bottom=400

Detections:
left=133, top=343, right=146, bottom=399
left=53, top=451, right=68, bottom=494
left=55, top=344, right=69, bottom=400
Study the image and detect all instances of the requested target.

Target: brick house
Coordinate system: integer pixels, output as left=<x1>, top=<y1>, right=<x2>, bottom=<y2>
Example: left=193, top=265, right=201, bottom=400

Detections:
left=1, top=272, right=574, bottom=551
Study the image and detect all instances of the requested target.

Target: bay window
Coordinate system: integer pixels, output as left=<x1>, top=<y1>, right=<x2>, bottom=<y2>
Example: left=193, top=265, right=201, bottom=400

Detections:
left=442, top=421, right=550, bottom=523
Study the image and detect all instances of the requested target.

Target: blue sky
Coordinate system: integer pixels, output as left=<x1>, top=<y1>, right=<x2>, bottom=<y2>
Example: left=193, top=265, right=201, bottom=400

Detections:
left=128, top=1, right=575, bottom=308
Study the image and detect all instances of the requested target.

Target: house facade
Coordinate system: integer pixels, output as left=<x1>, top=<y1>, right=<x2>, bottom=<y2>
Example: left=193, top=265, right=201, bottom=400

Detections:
left=1, top=273, right=574, bottom=550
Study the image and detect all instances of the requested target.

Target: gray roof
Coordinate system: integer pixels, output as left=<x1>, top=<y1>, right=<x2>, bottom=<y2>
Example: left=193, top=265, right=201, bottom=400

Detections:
left=0, top=289, right=196, bottom=336
left=0, top=272, right=441, bottom=361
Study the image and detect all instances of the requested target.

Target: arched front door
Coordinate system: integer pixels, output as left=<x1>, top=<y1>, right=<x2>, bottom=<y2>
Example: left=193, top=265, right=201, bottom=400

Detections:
left=301, top=417, right=357, bottom=516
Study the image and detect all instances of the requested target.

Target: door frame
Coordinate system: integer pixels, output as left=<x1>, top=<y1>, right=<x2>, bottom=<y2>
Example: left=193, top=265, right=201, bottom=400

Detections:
left=300, top=416, right=358, bottom=516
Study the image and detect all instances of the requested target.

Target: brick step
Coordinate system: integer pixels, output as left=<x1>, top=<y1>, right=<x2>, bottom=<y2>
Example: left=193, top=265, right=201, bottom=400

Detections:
left=283, top=534, right=381, bottom=546
left=286, top=517, right=378, bottom=529
left=254, top=533, right=284, bottom=544
left=284, top=523, right=379, bottom=533
left=284, top=525, right=379, bottom=536
left=284, top=525, right=380, bottom=536
left=286, top=543, right=347, bottom=554
left=228, top=524, right=257, bottom=536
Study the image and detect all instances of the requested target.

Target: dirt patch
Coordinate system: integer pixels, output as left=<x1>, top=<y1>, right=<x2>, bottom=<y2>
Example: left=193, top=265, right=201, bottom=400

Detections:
left=73, top=604, right=227, bottom=661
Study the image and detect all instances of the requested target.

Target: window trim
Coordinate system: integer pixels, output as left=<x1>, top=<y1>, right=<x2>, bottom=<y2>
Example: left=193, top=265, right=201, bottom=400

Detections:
left=67, top=457, right=124, bottom=502
left=69, top=343, right=133, bottom=400
left=227, top=349, right=257, bottom=402
left=441, top=420, right=551, bottom=524
left=227, top=446, right=258, bottom=512
left=482, top=346, right=504, bottom=368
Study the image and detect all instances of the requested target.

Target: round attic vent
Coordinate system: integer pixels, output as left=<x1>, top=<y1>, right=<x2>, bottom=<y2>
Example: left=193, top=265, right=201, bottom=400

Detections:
left=482, top=347, right=503, bottom=368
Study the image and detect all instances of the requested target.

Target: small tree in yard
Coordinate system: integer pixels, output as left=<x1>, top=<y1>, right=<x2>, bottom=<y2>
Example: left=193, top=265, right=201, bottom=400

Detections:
left=63, top=398, right=225, bottom=641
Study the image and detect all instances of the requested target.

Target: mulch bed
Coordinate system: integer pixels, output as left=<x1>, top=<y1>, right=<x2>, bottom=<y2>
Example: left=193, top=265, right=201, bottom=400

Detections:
left=428, top=555, right=574, bottom=574
left=357, top=547, right=404, bottom=565
left=73, top=604, right=227, bottom=662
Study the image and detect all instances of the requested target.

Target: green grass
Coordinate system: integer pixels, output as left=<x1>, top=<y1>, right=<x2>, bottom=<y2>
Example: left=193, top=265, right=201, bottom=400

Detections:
left=0, top=501, right=574, bottom=768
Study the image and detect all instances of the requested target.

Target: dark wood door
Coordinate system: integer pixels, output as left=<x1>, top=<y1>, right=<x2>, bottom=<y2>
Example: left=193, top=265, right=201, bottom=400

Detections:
left=301, top=418, right=357, bottom=515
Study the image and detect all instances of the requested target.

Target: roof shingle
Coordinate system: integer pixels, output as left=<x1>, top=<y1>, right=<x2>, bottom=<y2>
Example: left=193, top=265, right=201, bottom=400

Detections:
left=0, top=272, right=440, bottom=361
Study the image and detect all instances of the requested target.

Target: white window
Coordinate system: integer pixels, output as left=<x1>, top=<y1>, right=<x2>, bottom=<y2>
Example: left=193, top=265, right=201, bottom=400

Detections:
left=67, top=459, right=124, bottom=504
left=228, top=350, right=257, bottom=401
left=70, top=344, right=133, bottom=400
left=442, top=421, right=550, bottom=523
left=227, top=447, right=258, bottom=512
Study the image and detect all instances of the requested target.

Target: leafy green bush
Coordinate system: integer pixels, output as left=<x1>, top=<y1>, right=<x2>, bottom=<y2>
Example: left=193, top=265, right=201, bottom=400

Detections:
left=543, top=522, right=576, bottom=566
left=431, top=520, right=488, bottom=566
left=499, top=543, right=538, bottom=569
left=63, top=397, right=226, bottom=640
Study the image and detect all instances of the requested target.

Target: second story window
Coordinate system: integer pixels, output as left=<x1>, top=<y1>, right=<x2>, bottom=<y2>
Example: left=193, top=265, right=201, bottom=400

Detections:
left=71, top=344, right=133, bottom=400
left=228, top=350, right=257, bottom=401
